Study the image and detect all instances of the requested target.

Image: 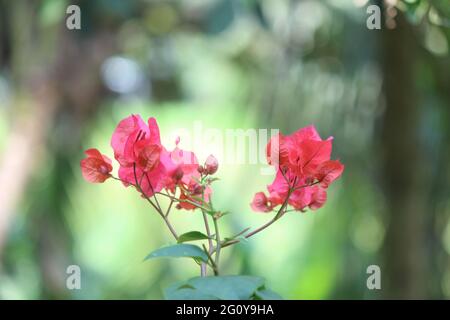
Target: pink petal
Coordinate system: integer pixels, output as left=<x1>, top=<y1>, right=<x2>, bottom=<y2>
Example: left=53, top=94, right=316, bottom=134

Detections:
left=291, top=125, right=322, bottom=142
left=111, top=114, right=148, bottom=166
left=294, top=139, right=332, bottom=176
left=250, top=192, right=271, bottom=212
left=315, top=160, right=344, bottom=188
left=309, top=187, right=327, bottom=210
left=266, top=133, right=290, bottom=167
left=288, top=186, right=313, bottom=211
left=267, top=170, right=290, bottom=197
left=80, top=149, right=112, bottom=183
left=205, top=154, right=218, bottom=175
left=134, top=141, right=161, bottom=172
left=147, top=117, right=161, bottom=145
left=118, top=163, right=165, bottom=197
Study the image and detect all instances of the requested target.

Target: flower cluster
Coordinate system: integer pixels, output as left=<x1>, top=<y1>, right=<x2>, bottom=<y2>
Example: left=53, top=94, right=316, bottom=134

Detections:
left=251, top=125, right=344, bottom=213
left=80, top=115, right=215, bottom=210
left=80, top=115, right=344, bottom=278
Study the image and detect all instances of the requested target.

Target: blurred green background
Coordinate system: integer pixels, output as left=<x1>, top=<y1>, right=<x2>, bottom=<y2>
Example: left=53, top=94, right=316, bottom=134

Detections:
left=0, top=0, right=449, bottom=299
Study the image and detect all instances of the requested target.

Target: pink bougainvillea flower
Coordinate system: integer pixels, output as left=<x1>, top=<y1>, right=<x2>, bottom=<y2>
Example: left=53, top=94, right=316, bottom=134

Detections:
left=204, top=154, right=219, bottom=175
left=111, top=115, right=161, bottom=167
left=308, top=186, right=327, bottom=210
left=266, top=169, right=315, bottom=211
left=266, top=125, right=324, bottom=168
left=288, top=138, right=332, bottom=177
left=178, top=183, right=212, bottom=210
left=118, top=163, right=166, bottom=197
left=133, top=140, right=161, bottom=172
left=80, top=149, right=113, bottom=183
left=250, top=192, right=272, bottom=213
left=314, top=160, right=345, bottom=188
left=160, top=139, right=200, bottom=192
left=159, top=139, right=213, bottom=210
left=110, top=115, right=166, bottom=196
left=253, top=125, right=344, bottom=213
left=266, top=170, right=291, bottom=205
left=110, top=116, right=214, bottom=208
left=266, top=133, right=290, bottom=168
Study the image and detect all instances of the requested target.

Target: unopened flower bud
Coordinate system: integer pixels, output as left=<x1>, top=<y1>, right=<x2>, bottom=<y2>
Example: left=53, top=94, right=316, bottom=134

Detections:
left=197, top=165, right=204, bottom=174
left=193, top=184, right=204, bottom=195
left=204, top=155, right=218, bottom=175
left=173, top=166, right=184, bottom=181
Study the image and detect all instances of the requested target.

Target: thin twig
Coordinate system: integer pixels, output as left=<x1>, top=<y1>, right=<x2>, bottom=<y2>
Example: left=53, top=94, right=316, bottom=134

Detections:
left=212, top=217, right=221, bottom=273
left=165, top=189, right=175, bottom=218
left=221, top=180, right=319, bottom=249
left=132, top=164, right=179, bottom=240
left=202, top=244, right=218, bottom=276
left=156, top=191, right=212, bottom=212
left=145, top=172, right=163, bottom=213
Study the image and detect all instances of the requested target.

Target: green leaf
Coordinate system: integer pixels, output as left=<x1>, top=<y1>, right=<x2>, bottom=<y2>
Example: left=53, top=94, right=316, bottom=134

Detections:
left=144, top=244, right=208, bottom=262
left=206, top=177, right=220, bottom=183
left=165, top=275, right=266, bottom=300
left=177, top=231, right=211, bottom=243
left=223, top=235, right=249, bottom=244
left=164, top=282, right=218, bottom=300
left=223, top=227, right=250, bottom=243
left=188, top=276, right=264, bottom=300
left=166, top=288, right=219, bottom=300
left=213, top=211, right=230, bottom=219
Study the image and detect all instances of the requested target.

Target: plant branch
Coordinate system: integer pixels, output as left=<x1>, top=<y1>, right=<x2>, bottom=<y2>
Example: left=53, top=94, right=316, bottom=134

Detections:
left=202, top=244, right=218, bottom=276
left=132, top=164, right=179, bottom=240
left=221, top=181, right=316, bottom=249
left=156, top=191, right=212, bottom=212
left=199, top=175, right=215, bottom=276
left=165, top=189, right=175, bottom=218
left=144, top=172, right=163, bottom=213
left=212, top=217, right=221, bottom=273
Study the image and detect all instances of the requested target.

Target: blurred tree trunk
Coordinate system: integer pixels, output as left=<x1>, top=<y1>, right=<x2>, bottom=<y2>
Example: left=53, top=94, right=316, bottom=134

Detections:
left=380, top=13, right=428, bottom=299
left=0, top=0, right=58, bottom=256
left=0, top=0, right=112, bottom=298
left=428, top=46, right=450, bottom=298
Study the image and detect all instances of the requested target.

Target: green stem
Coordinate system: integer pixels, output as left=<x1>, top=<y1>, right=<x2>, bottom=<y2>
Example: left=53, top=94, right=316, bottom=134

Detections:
left=213, top=217, right=221, bottom=274
left=221, top=181, right=317, bottom=249
left=202, top=244, right=218, bottom=275
left=111, top=176, right=211, bottom=212
left=201, top=212, right=214, bottom=275
left=132, top=165, right=179, bottom=241
left=156, top=191, right=211, bottom=212
left=200, top=176, right=214, bottom=276
left=165, top=189, right=175, bottom=218
left=145, top=172, right=163, bottom=213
